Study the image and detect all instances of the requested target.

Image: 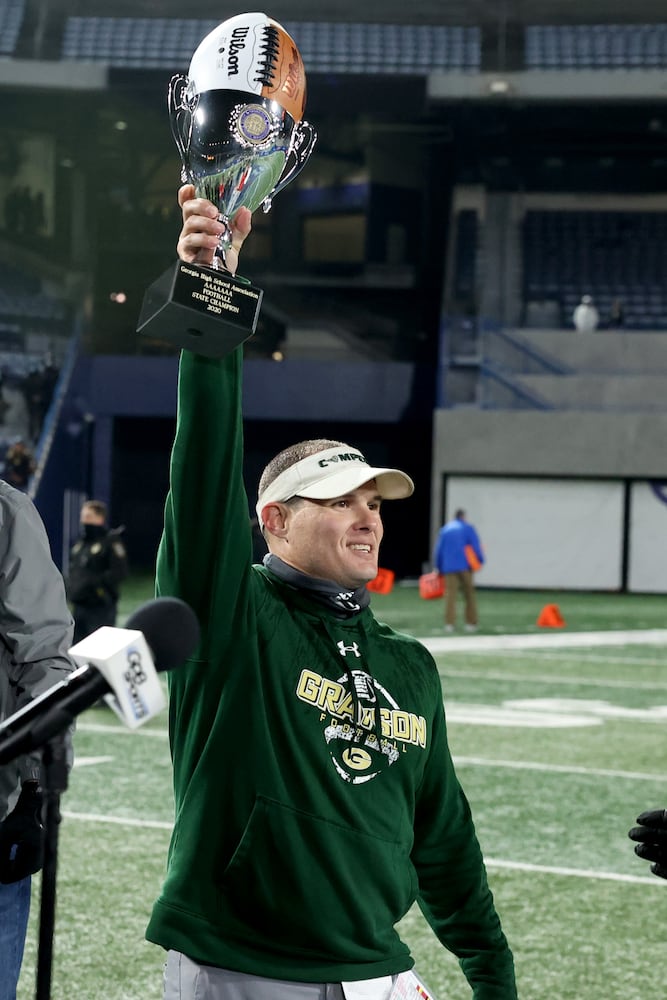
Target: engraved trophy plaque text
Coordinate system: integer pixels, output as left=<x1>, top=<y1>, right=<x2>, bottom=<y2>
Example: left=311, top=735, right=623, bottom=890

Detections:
left=137, top=11, right=317, bottom=358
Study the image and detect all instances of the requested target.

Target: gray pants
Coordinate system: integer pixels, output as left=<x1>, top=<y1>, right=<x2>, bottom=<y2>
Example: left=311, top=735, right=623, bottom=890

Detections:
left=164, top=952, right=346, bottom=1000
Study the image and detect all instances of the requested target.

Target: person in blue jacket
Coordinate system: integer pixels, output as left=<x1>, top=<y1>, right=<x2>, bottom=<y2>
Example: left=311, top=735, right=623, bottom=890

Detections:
left=433, top=509, right=484, bottom=633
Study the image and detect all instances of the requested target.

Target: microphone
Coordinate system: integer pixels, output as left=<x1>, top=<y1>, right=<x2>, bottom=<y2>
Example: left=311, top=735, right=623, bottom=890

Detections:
left=0, top=597, right=200, bottom=765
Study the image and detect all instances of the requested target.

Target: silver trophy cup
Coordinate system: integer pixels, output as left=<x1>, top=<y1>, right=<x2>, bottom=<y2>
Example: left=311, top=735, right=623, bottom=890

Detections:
left=169, top=78, right=317, bottom=271
left=138, top=13, right=317, bottom=358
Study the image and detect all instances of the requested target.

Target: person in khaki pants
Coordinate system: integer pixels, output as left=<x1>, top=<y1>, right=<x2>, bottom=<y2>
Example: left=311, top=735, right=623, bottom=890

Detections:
left=433, top=509, right=484, bottom=632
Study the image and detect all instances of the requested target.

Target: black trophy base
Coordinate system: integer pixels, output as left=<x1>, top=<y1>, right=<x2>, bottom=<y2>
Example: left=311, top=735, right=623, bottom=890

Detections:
left=137, top=260, right=263, bottom=359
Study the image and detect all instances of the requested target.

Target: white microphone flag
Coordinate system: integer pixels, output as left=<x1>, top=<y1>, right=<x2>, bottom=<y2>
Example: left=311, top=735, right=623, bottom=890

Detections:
left=68, top=627, right=166, bottom=728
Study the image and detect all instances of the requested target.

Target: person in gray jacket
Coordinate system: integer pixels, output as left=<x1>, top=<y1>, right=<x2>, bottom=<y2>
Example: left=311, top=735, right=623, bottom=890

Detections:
left=0, top=481, right=74, bottom=1000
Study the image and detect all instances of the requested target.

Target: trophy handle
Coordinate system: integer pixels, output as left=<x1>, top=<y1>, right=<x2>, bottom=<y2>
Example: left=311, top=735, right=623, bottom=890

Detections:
left=262, top=120, right=318, bottom=212
left=168, top=74, right=195, bottom=182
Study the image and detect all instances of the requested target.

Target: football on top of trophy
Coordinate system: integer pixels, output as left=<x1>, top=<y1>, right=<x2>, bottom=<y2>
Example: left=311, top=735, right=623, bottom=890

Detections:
left=186, top=11, right=307, bottom=124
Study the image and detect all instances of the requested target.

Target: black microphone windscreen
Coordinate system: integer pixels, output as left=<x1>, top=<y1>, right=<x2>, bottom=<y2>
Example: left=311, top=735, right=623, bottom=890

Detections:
left=125, top=597, right=200, bottom=672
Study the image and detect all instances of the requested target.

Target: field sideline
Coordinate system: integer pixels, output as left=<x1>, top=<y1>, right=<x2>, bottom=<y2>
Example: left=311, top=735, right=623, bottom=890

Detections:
left=16, top=585, right=667, bottom=999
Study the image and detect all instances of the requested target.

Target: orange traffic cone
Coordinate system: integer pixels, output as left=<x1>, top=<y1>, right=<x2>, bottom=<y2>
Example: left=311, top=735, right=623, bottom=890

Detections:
left=537, top=603, right=566, bottom=628
left=366, top=568, right=395, bottom=594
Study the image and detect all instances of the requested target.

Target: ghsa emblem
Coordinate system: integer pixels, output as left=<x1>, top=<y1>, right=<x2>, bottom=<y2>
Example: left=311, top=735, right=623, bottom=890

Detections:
left=232, top=104, right=275, bottom=148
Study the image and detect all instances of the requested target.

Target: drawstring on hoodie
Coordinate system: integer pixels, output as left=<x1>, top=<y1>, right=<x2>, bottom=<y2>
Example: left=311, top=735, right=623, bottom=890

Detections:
left=262, top=554, right=386, bottom=758
left=345, top=663, right=384, bottom=748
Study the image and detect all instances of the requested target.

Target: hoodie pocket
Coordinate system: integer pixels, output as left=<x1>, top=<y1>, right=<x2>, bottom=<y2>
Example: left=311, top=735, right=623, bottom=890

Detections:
left=217, top=795, right=417, bottom=962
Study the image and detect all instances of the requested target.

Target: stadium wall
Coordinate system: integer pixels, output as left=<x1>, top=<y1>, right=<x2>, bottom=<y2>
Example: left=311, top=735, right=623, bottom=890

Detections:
left=430, top=410, right=667, bottom=592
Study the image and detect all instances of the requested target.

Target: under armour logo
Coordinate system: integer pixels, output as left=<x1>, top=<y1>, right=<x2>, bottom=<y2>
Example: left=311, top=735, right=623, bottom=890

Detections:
left=337, top=640, right=361, bottom=658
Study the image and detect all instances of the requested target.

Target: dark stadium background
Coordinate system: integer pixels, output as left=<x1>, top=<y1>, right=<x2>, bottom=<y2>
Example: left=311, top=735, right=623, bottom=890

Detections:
left=1, top=0, right=666, bottom=579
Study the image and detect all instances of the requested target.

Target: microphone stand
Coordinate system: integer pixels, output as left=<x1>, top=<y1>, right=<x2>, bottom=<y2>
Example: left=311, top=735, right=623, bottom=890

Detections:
left=35, top=730, right=69, bottom=1000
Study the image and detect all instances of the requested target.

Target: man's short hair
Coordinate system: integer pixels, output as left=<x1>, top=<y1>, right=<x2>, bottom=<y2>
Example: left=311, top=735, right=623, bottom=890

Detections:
left=82, top=499, right=107, bottom=520
left=258, top=439, right=346, bottom=498
left=455, top=508, right=465, bottom=519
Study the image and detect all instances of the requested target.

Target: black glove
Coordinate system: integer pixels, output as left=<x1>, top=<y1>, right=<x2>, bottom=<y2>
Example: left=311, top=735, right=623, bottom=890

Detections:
left=628, top=808, right=667, bottom=879
left=0, top=780, right=45, bottom=884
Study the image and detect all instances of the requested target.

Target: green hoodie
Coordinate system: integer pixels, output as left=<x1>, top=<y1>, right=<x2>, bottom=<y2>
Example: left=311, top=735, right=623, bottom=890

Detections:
left=146, top=349, right=517, bottom=997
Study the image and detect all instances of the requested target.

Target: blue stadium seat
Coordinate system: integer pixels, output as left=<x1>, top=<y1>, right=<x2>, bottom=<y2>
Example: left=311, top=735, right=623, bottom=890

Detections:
left=525, top=22, right=667, bottom=70
left=0, top=0, right=25, bottom=56
left=522, top=209, right=667, bottom=329
left=60, top=16, right=481, bottom=74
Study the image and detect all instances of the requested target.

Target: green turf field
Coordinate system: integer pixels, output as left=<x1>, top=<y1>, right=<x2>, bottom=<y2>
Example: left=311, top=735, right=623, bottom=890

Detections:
left=118, top=573, right=667, bottom=637
left=16, top=580, right=667, bottom=999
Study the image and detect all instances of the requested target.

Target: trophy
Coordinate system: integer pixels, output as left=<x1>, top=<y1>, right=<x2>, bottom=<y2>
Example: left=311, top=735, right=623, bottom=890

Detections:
left=137, top=12, right=317, bottom=358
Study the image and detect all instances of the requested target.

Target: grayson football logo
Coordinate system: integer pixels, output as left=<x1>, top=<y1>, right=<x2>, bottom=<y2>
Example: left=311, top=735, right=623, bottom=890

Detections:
left=295, top=667, right=427, bottom=784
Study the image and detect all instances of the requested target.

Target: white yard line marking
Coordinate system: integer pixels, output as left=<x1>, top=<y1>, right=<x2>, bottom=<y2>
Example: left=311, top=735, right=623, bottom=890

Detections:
left=441, top=669, right=667, bottom=690
left=446, top=697, right=667, bottom=727
left=421, top=629, right=667, bottom=653
left=76, top=722, right=168, bottom=737
left=511, top=650, right=667, bottom=667
left=61, top=810, right=172, bottom=830
left=72, top=756, right=114, bottom=767
left=58, top=811, right=658, bottom=885
left=453, top=756, right=664, bottom=782
left=485, top=858, right=658, bottom=886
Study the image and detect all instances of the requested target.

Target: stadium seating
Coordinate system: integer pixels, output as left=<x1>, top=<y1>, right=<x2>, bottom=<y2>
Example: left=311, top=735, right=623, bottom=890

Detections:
left=59, top=18, right=667, bottom=73
left=0, top=260, right=67, bottom=324
left=521, top=210, right=667, bottom=329
left=525, top=23, right=667, bottom=70
left=0, top=0, right=24, bottom=56
left=0, top=257, right=71, bottom=398
left=60, top=17, right=481, bottom=74
left=61, top=17, right=217, bottom=69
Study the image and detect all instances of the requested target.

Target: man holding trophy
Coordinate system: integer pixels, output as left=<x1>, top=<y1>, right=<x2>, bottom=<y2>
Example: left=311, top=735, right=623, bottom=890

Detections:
left=138, top=8, right=316, bottom=357
left=145, top=12, right=518, bottom=1000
